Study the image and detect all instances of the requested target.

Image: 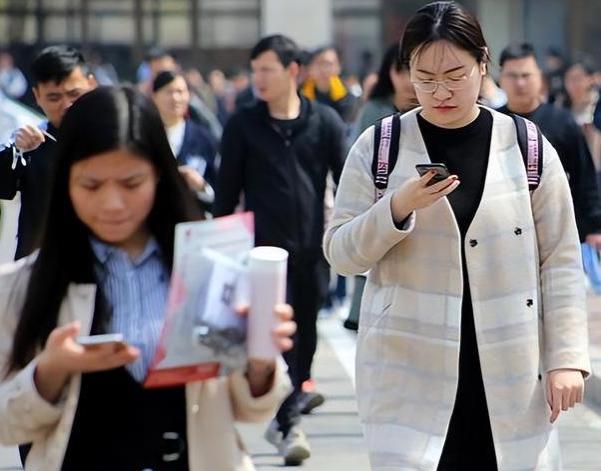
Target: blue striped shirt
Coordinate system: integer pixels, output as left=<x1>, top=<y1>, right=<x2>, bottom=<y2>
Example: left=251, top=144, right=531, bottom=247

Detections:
left=90, top=237, right=169, bottom=382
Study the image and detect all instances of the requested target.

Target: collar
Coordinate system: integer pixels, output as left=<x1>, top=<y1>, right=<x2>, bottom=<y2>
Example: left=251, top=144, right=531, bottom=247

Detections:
left=90, top=236, right=161, bottom=267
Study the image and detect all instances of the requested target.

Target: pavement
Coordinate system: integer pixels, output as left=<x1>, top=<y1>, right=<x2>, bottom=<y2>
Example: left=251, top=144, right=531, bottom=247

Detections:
left=2, top=300, right=601, bottom=470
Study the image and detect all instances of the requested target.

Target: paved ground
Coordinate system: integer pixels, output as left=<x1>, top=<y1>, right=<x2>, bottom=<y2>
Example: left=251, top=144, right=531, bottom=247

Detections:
left=2, top=300, right=601, bottom=470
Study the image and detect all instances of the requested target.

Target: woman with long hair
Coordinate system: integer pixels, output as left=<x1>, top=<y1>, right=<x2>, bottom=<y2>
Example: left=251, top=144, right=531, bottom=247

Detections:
left=0, top=86, right=293, bottom=470
left=355, top=43, right=417, bottom=135
left=324, top=2, right=589, bottom=469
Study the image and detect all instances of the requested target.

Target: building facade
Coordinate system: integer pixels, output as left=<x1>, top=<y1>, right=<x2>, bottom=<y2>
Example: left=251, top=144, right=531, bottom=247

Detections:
left=0, top=0, right=599, bottom=80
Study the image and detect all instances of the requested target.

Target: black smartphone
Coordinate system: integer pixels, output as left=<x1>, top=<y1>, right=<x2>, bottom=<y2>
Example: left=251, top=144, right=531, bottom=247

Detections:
left=415, top=163, right=451, bottom=186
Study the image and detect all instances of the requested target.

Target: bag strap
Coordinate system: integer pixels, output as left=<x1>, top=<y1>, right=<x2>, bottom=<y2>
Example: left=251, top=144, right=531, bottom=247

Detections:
left=371, top=112, right=542, bottom=199
left=511, top=114, right=543, bottom=191
left=372, top=113, right=401, bottom=201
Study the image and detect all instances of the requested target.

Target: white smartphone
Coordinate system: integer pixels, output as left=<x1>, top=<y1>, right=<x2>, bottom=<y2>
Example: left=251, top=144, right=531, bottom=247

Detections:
left=76, top=333, right=126, bottom=349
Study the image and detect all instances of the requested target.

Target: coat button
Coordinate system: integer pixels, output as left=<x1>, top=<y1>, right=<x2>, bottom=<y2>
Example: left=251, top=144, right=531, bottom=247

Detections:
left=469, top=239, right=478, bottom=247
left=514, top=227, right=522, bottom=235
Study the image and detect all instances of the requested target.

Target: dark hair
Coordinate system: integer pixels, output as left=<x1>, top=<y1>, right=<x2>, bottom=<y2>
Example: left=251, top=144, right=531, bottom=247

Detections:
left=499, top=43, right=537, bottom=68
left=369, top=43, right=407, bottom=100
left=566, top=54, right=598, bottom=77
left=400, top=1, right=489, bottom=67
left=308, top=46, right=339, bottom=64
left=30, top=45, right=90, bottom=87
left=250, top=35, right=300, bottom=67
left=145, top=46, right=174, bottom=63
left=152, top=69, right=184, bottom=93
left=7, top=86, right=201, bottom=373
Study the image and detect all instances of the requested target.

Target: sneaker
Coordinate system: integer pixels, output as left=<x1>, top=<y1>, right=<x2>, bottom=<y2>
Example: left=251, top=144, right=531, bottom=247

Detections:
left=298, top=391, right=325, bottom=414
left=264, top=419, right=283, bottom=447
left=265, top=421, right=311, bottom=466
left=280, top=425, right=311, bottom=466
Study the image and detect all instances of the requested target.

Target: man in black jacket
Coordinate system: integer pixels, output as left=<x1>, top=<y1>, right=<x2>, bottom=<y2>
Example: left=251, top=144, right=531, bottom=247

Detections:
left=213, top=35, right=346, bottom=466
left=497, top=43, right=601, bottom=246
left=0, top=46, right=96, bottom=259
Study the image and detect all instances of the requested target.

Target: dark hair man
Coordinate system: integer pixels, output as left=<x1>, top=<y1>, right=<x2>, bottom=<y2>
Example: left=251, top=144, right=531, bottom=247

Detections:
left=497, top=43, right=601, bottom=247
left=0, top=45, right=97, bottom=259
left=213, top=34, right=347, bottom=466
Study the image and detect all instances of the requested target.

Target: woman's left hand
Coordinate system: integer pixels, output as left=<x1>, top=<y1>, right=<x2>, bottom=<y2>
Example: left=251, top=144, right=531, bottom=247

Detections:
left=547, top=368, right=585, bottom=423
left=178, top=165, right=206, bottom=192
left=239, top=303, right=296, bottom=396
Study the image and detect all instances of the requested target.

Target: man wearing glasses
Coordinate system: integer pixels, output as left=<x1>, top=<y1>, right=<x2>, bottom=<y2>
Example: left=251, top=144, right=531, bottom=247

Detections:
left=497, top=42, right=601, bottom=248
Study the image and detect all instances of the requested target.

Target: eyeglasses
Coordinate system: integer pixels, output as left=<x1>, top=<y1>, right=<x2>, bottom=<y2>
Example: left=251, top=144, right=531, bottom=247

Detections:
left=411, top=63, right=477, bottom=93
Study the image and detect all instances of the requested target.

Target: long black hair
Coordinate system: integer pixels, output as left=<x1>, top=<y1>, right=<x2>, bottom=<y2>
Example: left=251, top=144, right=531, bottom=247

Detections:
left=369, top=43, right=407, bottom=100
left=400, top=1, right=490, bottom=68
left=8, top=86, right=201, bottom=373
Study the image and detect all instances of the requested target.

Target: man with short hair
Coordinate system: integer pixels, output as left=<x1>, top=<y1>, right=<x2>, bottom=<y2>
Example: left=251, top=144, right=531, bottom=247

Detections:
left=0, top=45, right=97, bottom=259
left=214, top=34, right=347, bottom=466
left=497, top=42, right=601, bottom=246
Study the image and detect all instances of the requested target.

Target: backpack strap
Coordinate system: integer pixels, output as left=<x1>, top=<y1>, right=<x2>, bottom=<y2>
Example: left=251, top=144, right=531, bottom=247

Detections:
left=511, top=114, right=543, bottom=191
left=372, top=113, right=401, bottom=201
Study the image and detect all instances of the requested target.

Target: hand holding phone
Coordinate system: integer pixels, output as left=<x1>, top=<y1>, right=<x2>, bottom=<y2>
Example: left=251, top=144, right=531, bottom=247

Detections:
left=415, top=163, right=452, bottom=186
left=76, top=333, right=127, bottom=350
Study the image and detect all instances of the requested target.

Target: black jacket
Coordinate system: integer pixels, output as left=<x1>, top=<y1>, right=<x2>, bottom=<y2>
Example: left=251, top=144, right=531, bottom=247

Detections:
left=176, top=119, right=218, bottom=188
left=498, top=103, right=601, bottom=241
left=0, top=122, right=58, bottom=259
left=213, top=96, right=346, bottom=255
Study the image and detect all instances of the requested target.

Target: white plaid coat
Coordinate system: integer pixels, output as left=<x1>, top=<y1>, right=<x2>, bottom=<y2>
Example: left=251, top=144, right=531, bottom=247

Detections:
left=324, top=108, right=591, bottom=470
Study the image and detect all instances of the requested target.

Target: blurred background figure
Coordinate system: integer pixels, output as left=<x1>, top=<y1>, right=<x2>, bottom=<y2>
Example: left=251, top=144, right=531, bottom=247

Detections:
left=560, top=55, right=601, bottom=171
left=355, top=43, right=416, bottom=135
left=0, top=50, right=27, bottom=100
left=478, top=75, right=507, bottom=108
left=302, top=46, right=359, bottom=124
left=544, top=46, right=567, bottom=104
left=229, top=67, right=257, bottom=110
left=88, top=51, right=119, bottom=86
left=152, top=70, right=218, bottom=212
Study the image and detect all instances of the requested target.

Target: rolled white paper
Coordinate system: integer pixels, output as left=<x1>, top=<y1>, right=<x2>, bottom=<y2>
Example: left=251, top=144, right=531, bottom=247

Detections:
left=248, top=246, right=288, bottom=359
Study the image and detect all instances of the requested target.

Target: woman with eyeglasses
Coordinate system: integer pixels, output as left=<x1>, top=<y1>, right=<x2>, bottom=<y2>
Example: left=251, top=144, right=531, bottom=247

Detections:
left=324, top=2, right=589, bottom=470
left=0, top=86, right=294, bottom=471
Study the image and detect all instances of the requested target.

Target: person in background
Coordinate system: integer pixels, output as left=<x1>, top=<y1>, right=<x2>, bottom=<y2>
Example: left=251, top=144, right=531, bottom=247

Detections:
left=559, top=56, right=601, bottom=172
left=324, top=2, right=589, bottom=468
left=355, top=43, right=417, bottom=135
left=544, top=46, right=567, bottom=104
left=344, top=43, right=417, bottom=332
left=214, top=34, right=347, bottom=466
left=230, top=67, right=257, bottom=110
left=302, top=46, right=359, bottom=123
left=0, top=50, right=28, bottom=100
left=152, top=70, right=218, bottom=212
left=0, top=45, right=97, bottom=260
left=0, top=86, right=293, bottom=471
left=497, top=42, right=601, bottom=249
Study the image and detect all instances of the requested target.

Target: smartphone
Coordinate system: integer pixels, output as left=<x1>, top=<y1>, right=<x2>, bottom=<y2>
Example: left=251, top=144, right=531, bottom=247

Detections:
left=76, top=333, right=126, bottom=349
left=415, top=163, right=451, bottom=186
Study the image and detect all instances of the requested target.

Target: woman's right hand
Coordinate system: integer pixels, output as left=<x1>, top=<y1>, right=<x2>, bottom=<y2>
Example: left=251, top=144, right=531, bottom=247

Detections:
left=34, top=322, right=139, bottom=403
left=390, top=171, right=460, bottom=223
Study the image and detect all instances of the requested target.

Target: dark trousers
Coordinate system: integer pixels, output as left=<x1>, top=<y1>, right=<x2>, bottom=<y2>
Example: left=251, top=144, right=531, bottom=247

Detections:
left=275, top=250, right=328, bottom=433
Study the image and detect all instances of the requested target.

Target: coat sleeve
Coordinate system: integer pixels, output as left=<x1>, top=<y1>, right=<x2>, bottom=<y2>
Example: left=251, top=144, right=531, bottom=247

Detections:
left=0, top=144, right=21, bottom=200
left=227, top=357, right=291, bottom=423
left=323, top=126, right=416, bottom=277
left=0, top=260, right=65, bottom=445
left=213, top=114, right=245, bottom=217
left=531, top=138, right=591, bottom=376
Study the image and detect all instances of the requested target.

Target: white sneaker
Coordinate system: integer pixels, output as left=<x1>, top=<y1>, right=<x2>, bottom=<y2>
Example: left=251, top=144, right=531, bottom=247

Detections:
left=264, top=421, right=311, bottom=466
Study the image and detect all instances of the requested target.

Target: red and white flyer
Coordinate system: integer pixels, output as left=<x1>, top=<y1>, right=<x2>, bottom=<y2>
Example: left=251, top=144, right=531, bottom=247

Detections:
left=144, top=212, right=254, bottom=388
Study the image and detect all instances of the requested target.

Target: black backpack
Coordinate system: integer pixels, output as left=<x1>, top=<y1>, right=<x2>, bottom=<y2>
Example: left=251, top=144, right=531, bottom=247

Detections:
left=371, top=112, right=543, bottom=201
